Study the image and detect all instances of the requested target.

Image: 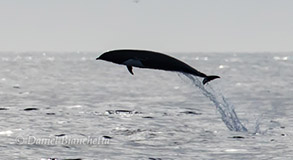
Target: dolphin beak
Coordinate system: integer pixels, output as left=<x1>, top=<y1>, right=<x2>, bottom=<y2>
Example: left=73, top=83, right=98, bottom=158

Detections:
left=96, top=57, right=100, bottom=60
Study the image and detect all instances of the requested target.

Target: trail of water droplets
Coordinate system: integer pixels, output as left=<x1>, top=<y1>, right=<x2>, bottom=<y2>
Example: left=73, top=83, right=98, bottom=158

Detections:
left=181, top=74, right=248, bottom=132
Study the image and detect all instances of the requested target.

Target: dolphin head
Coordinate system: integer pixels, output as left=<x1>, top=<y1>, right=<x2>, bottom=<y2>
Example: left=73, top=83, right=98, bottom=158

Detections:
left=96, top=50, right=116, bottom=62
left=96, top=50, right=128, bottom=64
left=96, top=52, right=110, bottom=61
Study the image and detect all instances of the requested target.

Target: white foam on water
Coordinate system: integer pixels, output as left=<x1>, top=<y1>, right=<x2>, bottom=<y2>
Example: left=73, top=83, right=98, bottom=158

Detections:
left=225, top=148, right=247, bottom=152
left=65, top=105, right=83, bottom=108
left=0, top=130, right=13, bottom=136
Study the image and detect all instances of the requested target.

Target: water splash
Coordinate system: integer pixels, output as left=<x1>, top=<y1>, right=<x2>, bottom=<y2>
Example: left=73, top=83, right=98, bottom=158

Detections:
left=181, top=73, right=248, bottom=132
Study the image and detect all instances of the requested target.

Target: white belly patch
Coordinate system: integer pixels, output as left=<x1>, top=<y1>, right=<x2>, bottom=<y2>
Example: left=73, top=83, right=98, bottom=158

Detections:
left=123, top=59, right=144, bottom=67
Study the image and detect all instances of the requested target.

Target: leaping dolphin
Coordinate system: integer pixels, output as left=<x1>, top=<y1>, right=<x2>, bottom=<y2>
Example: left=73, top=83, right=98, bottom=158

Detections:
left=96, top=49, right=220, bottom=85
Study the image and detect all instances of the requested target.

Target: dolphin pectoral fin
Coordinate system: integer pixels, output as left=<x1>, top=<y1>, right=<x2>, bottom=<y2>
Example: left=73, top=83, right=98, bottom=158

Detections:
left=203, top=75, right=220, bottom=85
left=127, top=66, right=134, bottom=75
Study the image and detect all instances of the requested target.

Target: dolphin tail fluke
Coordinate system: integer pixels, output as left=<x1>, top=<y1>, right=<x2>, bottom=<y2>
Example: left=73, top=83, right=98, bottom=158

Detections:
left=203, top=75, right=220, bottom=85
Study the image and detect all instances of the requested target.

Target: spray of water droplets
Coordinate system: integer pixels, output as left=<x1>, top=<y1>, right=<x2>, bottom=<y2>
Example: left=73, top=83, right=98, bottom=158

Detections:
left=180, top=73, right=248, bottom=132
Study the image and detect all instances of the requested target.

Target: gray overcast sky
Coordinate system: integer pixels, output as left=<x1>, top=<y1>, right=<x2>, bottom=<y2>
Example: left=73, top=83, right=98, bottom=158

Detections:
left=0, top=0, right=292, bottom=52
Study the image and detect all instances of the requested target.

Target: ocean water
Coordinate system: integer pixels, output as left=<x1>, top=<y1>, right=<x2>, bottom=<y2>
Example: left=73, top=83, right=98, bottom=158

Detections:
left=0, top=52, right=292, bottom=159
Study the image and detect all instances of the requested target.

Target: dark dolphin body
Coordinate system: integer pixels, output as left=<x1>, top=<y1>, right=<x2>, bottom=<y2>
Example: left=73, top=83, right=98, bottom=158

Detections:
left=97, top=49, right=220, bottom=85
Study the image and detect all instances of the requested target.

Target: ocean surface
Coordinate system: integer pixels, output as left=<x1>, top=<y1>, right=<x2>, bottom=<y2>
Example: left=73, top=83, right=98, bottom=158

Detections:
left=0, top=51, right=292, bottom=160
